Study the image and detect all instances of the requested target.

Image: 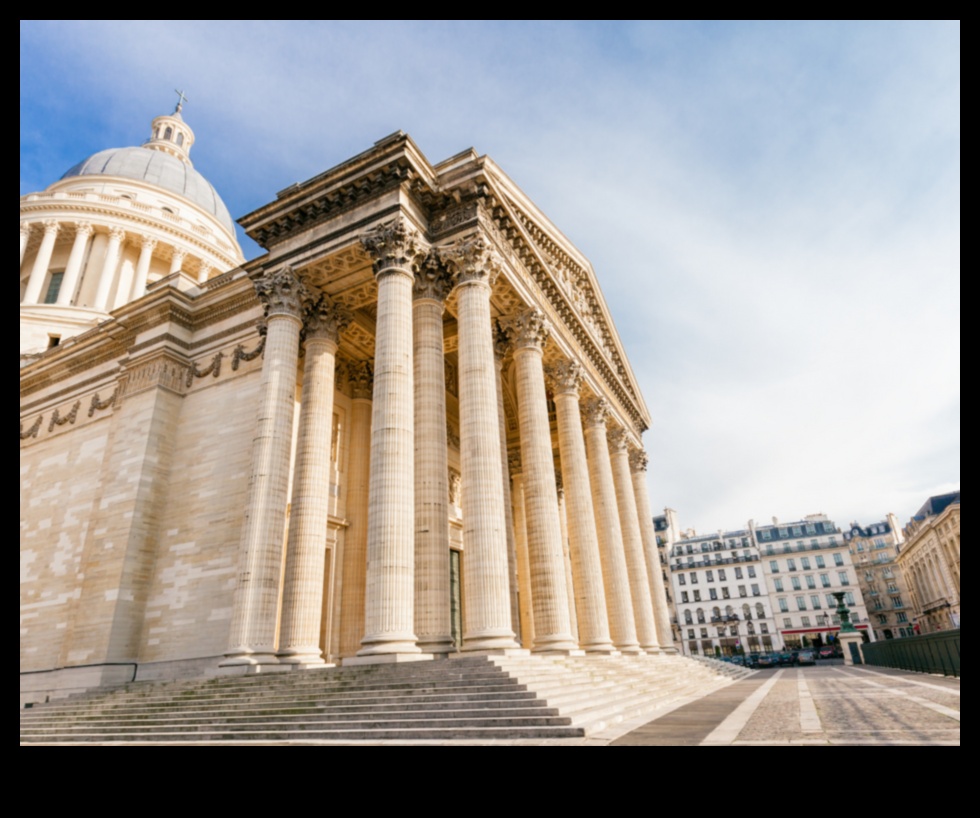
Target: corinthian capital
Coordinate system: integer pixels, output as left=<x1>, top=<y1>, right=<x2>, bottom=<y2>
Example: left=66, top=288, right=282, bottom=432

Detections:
left=437, top=233, right=503, bottom=287
left=413, top=253, right=453, bottom=301
left=347, top=360, right=374, bottom=399
left=361, top=216, right=428, bottom=277
left=607, top=427, right=629, bottom=454
left=304, top=295, right=352, bottom=343
left=42, top=219, right=61, bottom=236
left=253, top=265, right=312, bottom=320
left=501, top=308, right=550, bottom=351
left=629, top=448, right=649, bottom=474
left=581, top=397, right=608, bottom=428
left=75, top=221, right=95, bottom=239
left=545, top=359, right=582, bottom=396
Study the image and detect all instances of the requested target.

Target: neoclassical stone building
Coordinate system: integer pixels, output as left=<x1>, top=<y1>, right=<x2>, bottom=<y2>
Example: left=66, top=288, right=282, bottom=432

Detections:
left=21, top=128, right=674, bottom=702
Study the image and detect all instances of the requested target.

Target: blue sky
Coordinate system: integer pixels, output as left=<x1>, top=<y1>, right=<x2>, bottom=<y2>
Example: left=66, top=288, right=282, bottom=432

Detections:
left=20, top=20, right=960, bottom=535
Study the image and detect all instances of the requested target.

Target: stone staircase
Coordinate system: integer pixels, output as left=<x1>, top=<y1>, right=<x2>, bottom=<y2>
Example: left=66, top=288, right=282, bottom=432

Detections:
left=20, top=653, right=749, bottom=744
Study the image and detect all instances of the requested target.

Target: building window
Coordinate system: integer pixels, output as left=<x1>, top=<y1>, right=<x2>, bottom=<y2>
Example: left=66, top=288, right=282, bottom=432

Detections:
left=176, top=132, right=185, bottom=146
left=897, top=613, right=908, bottom=623
left=779, top=598, right=788, bottom=612
left=878, top=615, right=888, bottom=625
left=738, top=585, right=747, bottom=597
left=706, top=570, right=713, bottom=582
left=774, top=578, right=783, bottom=592
left=810, top=595, right=821, bottom=609
left=806, top=575, right=816, bottom=589
left=838, top=571, right=850, bottom=585
left=792, top=526, right=802, bottom=536
left=693, top=590, right=701, bottom=602
left=756, top=603, right=765, bottom=619
left=688, top=629, right=695, bottom=639
left=700, top=628, right=708, bottom=638
left=783, top=618, right=792, bottom=628
left=796, top=596, right=806, bottom=611
left=709, top=588, right=718, bottom=600
left=791, top=577, right=801, bottom=591
left=760, top=529, right=771, bottom=540
left=845, top=592, right=855, bottom=606
left=816, top=555, right=826, bottom=568
left=43, top=271, right=64, bottom=304
left=718, top=569, right=726, bottom=581
left=681, top=592, right=689, bottom=603
left=735, top=567, right=744, bottom=579
left=760, top=622, right=769, bottom=634
left=801, top=616, right=811, bottom=627
left=684, top=610, right=693, bottom=624
left=696, top=609, right=705, bottom=624
left=892, top=597, right=904, bottom=609
left=787, top=559, right=796, bottom=571
left=678, top=574, right=686, bottom=585
left=690, top=573, right=698, bottom=584
left=747, top=566, right=757, bottom=578
left=820, top=574, right=831, bottom=587
left=164, top=126, right=173, bottom=140
left=751, top=584, right=760, bottom=596
left=801, top=557, right=811, bottom=570
left=722, top=587, right=730, bottom=599
left=834, top=553, right=844, bottom=566
left=826, top=594, right=836, bottom=608
left=768, top=561, right=778, bottom=573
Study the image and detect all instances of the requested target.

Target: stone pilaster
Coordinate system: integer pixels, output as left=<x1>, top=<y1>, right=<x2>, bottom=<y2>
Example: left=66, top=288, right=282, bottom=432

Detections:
left=223, top=266, right=311, bottom=667
left=493, top=326, right=522, bottom=642
left=338, top=362, right=372, bottom=658
left=23, top=220, right=60, bottom=305
left=630, top=447, right=677, bottom=653
left=278, top=296, right=352, bottom=665
left=439, top=235, right=518, bottom=650
left=501, top=308, right=575, bottom=652
left=609, top=428, right=659, bottom=653
left=582, top=398, right=640, bottom=652
left=547, top=361, right=615, bottom=653
left=58, top=222, right=93, bottom=306
left=356, top=217, right=425, bottom=658
left=509, top=450, right=534, bottom=649
left=412, top=255, right=455, bottom=654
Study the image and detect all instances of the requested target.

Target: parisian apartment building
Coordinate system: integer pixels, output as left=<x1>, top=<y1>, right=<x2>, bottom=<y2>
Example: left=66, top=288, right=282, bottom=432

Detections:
left=666, top=513, right=872, bottom=657
left=844, top=514, right=914, bottom=640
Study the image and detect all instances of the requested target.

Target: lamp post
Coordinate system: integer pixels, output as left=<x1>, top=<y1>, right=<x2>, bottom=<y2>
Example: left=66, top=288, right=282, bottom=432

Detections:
left=833, top=591, right=863, bottom=665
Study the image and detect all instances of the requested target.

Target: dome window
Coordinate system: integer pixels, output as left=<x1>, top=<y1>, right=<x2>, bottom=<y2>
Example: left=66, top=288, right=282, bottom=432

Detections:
left=43, top=271, right=65, bottom=304
left=176, top=133, right=184, bottom=147
left=164, top=126, right=173, bottom=140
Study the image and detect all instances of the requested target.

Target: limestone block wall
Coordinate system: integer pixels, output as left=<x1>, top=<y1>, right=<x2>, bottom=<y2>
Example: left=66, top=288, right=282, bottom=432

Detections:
left=20, top=418, right=111, bottom=672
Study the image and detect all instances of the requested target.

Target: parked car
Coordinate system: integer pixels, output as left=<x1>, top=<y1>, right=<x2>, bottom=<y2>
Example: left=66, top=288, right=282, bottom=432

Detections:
left=746, top=652, right=761, bottom=668
left=797, top=650, right=816, bottom=665
left=756, top=653, right=777, bottom=668
left=730, top=655, right=745, bottom=666
left=818, top=647, right=836, bottom=659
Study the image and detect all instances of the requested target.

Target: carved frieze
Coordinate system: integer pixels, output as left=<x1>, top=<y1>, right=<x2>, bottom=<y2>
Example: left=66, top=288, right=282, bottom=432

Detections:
left=48, top=400, right=81, bottom=432
left=253, top=265, right=312, bottom=320
left=231, top=337, right=266, bottom=370
left=185, top=351, right=223, bottom=387
left=122, top=356, right=188, bottom=398
left=20, top=415, right=42, bottom=441
left=88, top=389, right=118, bottom=417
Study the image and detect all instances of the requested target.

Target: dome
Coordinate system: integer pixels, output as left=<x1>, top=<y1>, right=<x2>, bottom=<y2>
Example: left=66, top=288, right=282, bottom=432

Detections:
left=60, top=146, right=236, bottom=235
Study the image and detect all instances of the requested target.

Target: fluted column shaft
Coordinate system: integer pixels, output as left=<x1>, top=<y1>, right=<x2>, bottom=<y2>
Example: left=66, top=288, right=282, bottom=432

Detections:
left=278, top=298, right=351, bottom=664
left=223, top=267, right=310, bottom=666
left=556, top=484, right=579, bottom=643
left=630, top=449, right=677, bottom=652
left=338, top=366, right=372, bottom=658
left=583, top=399, right=640, bottom=652
left=169, top=247, right=187, bottom=276
left=412, top=261, right=454, bottom=654
left=494, top=341, right=522, bottom=641
left=20, top=223, right=30, bottom=266
left=441, top=236, right=518, bottom=650
left=57, top=222, right=94, bottom=307
left=504, top=309, right=575, bottom=652
left=129, top=238, right=157, bottom=302
left=510, top=461, right=534, bottom=648
left=609, top=430, right=659, bottom=652
left=358, top=218, right=422, bottom=657
left=23, top=221, right=60, bottom=305
left=550, top=364, right=614, bottom=652
left=93, top=227, right=124, bottom=311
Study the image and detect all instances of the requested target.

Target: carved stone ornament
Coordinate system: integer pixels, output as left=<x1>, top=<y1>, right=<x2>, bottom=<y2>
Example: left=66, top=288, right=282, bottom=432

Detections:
left=347, top=360, right=374, bottom=400
left=253, top=266, right=312, bottom=320
left=629, top=448, right=649, bottom=473
left=437, top=233, right=503, bottom=287
left=501, top=308, right=550, bottom=352
left=413, top=253, right=453, bottom=302
left=75, top=220, right=95, bottom=239
left=304, top=295, right=352, bottom=343
left=20, top=415, right=43, bottom=440
left=545, top=359, right=582, bottom=396
left=448, top=467, right=462, bottom=506
left=493, top=321, right=509, bottom=363
left=507, top=448, right=522, bottom=475
left=48, top=400, right=81, bottom=433
left=555, top=468, right=564, bottom=499
left=185, top=352, right=223, bottom=387
left=88, top=389, right=118, bottom=417
left=581, top=397, right=609, bottom=428
left=231, top=337, right=266, bottom=370
left=607, top=427, right=629, bottom=454
left=361, top=216, right=428, bottom=277
left=446, top=422, right=460, bottom=451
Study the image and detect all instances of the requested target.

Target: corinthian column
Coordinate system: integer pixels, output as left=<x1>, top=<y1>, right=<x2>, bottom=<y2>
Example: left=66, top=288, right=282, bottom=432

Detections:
left=278, top=296, right=352, bottom=665
left=129, top=237, right=157, bottom=301
left=439, top=235, right=518, bottom=651
left=412, top=255, right=454, bottom=654
left=222, top=266, right=311, bottom=667
left=582, top=398, right=639, bottom=652
left=356, top=217, right=424, bottom=659
left=23, top=220, right=60, bottom=305
left=501, top=309, right=575, bottom=652
left=547, top=360, right=614, bottom=653
left=57, top=222, right=94, bottom=306
left=93, top=227, right=125, bottom=311
left=630, top=448, right=677, bottom=652
left=338, top=362, right=373, bottom=658
left=494, top=327, right=522, bottom=640
left=20, top=223, right=30, bottom=266
left=609, top=428, right=659, bottom=653
left=509, top=450, right=534, bottom=648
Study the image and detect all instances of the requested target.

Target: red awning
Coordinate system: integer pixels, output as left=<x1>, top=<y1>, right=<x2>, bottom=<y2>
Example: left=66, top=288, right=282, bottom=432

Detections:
left=780, top=625, right=869, bottom=635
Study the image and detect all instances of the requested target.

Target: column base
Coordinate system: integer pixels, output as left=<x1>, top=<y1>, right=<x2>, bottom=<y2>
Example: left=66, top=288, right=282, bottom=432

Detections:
left=531, top=634, right=580, bottom=653
left=616, top=646, right=644, bottom=655
left=417, top=637, right=457, bottom=655
left=219, top=650, right=280, bottom=668
left=277, top=649, right=329, bottom=666
left=581, top=643, right=619, bottom=655
left=343, top=652, right=435, bottom=666
left=451, top=648, right=531, bottom=659
left=661, top=646, right=680, bottom=655
left=461, top=630, right=521, bottom=652
left=533, top=648, right=587, bottom=656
